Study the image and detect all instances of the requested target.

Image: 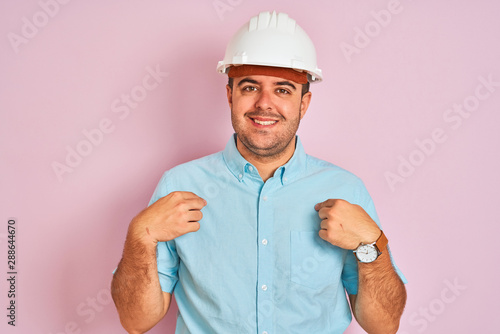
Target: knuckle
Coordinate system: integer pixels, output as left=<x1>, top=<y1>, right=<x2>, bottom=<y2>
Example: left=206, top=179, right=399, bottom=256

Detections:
left=170, top=191, right=182, bottom=199
left=180, top=210, right=190, bottom=220
left=175, top=200, right=187, bottom=210
left=337, top=199, right=349, bottom=207
left=173, top=211, right=186, bottom=222
left=174, top=222, right=186, bottom=234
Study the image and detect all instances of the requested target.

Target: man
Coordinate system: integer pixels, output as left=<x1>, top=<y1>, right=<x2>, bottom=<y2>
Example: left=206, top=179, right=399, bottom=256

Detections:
left=111, top=11, right=407, bottom=334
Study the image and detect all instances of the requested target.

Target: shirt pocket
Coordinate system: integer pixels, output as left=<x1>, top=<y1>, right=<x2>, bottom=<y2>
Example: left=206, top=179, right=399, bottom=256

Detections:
left=290, top=231, right=345, bottom=290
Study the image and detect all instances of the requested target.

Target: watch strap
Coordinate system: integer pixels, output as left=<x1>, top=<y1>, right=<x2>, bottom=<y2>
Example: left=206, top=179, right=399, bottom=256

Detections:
left=374, top=230, right=388, bottom=253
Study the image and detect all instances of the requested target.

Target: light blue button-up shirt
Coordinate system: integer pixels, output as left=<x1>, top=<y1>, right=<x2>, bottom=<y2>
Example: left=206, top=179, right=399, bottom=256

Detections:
left=150, top=135, right=406, bottom=334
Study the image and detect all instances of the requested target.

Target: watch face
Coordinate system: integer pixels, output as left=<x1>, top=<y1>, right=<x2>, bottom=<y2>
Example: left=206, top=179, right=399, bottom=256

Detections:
left=355, top=244, right=378, bottom=263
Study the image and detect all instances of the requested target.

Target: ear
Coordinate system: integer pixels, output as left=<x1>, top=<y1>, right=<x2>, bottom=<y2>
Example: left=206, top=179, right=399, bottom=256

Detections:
left=299, top=91, right=312, bottom=120
left=226, top=84, right=233, bottom=109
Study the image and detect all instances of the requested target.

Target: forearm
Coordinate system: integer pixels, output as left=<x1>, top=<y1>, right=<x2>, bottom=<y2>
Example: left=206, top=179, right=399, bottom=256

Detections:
left=111, top=222, right=170, bottom=333
left=352, top=248, right=406, bottom=334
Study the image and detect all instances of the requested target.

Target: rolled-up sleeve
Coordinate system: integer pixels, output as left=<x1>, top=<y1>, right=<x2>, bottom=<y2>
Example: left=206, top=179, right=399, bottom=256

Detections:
left=156, top=240, right=179, bottom=293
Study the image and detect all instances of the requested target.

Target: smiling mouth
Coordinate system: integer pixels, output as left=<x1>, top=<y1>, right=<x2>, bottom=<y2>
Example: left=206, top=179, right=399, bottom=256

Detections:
left=253, top=119, right=277, bottom=125
left=250, top=117, right=278, bottom=126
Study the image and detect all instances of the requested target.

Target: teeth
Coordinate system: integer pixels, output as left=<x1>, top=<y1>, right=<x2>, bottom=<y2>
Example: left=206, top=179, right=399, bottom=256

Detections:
left=254, top=119, right=277, bottom=125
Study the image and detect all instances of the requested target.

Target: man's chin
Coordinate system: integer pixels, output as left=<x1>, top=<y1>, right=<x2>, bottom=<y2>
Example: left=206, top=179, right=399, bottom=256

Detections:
left=242, top=139, right=286, bottom=158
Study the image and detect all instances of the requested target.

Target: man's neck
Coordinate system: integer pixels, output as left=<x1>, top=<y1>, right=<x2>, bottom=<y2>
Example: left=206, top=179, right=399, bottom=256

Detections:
left=236, top=137, right=296, bottom=182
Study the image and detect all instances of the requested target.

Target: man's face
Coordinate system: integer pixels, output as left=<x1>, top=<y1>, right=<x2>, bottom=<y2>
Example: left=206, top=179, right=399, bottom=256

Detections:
left=226, top=74, right=312, bottom=160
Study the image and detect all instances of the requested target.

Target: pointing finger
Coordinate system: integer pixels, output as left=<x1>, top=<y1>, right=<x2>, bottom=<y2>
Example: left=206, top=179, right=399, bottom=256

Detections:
left=171, top=194, right=207, bottom=211
left=180, top=192, right=208, bottom=206
left=187, top=197, right=208, bottom=210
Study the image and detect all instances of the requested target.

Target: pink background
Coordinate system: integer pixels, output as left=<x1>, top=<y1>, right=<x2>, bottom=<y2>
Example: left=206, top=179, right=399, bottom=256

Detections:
left=1, top=0, right=499, bottom=333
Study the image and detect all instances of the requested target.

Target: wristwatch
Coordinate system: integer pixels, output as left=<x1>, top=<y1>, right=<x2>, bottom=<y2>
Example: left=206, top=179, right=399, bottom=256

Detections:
left=353, top=231, right=388, bottom=263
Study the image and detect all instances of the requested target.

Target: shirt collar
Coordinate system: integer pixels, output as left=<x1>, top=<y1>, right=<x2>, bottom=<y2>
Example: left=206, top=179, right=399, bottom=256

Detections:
left=222, top=134, right=307, bottom=185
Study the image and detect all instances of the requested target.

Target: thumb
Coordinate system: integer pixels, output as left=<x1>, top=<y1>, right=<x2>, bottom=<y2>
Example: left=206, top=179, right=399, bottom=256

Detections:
left=315, top=199, right=337, bottom=211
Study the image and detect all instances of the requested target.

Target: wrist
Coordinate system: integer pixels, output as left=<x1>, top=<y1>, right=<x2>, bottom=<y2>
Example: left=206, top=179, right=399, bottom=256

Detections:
left=360, top=227, right=382, bottom=245
left=353, top=230, right=388, bottom=263
left=128, top=219, right=158, bottom=247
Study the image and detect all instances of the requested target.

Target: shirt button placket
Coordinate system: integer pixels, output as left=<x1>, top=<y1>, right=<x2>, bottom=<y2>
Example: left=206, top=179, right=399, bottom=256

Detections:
left=257, top=184, right=274, bottom=334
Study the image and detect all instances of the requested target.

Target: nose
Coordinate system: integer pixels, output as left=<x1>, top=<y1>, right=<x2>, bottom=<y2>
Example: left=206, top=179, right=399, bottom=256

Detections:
left=255, top=89, right=273, bottom=111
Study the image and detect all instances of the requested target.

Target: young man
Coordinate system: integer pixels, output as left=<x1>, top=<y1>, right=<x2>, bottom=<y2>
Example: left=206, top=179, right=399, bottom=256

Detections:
left=112, top=11, right=407, bottom=334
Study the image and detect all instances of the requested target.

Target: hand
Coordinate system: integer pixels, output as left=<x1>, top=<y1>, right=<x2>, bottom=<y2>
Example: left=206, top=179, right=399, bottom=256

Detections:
left=315, top=199, right=380, bottom=250
left=130, top=191, right=207, bottom=244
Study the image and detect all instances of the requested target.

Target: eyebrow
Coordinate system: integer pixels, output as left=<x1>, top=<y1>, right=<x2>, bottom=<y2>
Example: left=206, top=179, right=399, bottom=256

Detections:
left=275, top=81, right=297, bottom=91
left=236, top=78, right=297, bottom=90
left=237, top=78, right=259, bottom=87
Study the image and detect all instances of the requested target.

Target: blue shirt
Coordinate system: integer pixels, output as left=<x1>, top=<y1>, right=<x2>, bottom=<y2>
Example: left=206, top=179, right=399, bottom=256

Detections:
left=150, top=135, right=406, bottom=334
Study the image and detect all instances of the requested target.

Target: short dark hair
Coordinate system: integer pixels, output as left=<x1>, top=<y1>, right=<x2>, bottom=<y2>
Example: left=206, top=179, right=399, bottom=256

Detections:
left=227, top=77, right=310, bottom=97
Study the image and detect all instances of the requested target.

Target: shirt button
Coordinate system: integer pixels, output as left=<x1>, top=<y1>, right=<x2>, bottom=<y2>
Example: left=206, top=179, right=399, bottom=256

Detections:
left=238, top=174, right=243, bottom=179
left=262, top=196, right=268, bottom=201
left=262, top=285, right=268, bottom=291
left=263, top=332, right=268, bottom=334
left=283, top=177, right=287, bottom=182
left=262, top=239, right=268, bottom=245
left=248, top=166, right=254, bottom=172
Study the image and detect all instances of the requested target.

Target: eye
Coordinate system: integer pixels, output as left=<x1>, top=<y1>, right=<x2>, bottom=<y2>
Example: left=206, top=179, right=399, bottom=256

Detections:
left=242, top=86, right=257, bottom=92
left=277, top=88, right=291, bottom=95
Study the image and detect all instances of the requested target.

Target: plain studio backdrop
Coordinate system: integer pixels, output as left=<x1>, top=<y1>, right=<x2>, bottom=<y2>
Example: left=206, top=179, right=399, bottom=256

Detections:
left=1, top=0, right=499, bottom=333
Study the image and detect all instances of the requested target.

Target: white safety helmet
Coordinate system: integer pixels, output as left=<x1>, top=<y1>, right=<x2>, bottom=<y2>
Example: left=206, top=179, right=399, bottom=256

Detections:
left=217, top=11, right=323, bottom=83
